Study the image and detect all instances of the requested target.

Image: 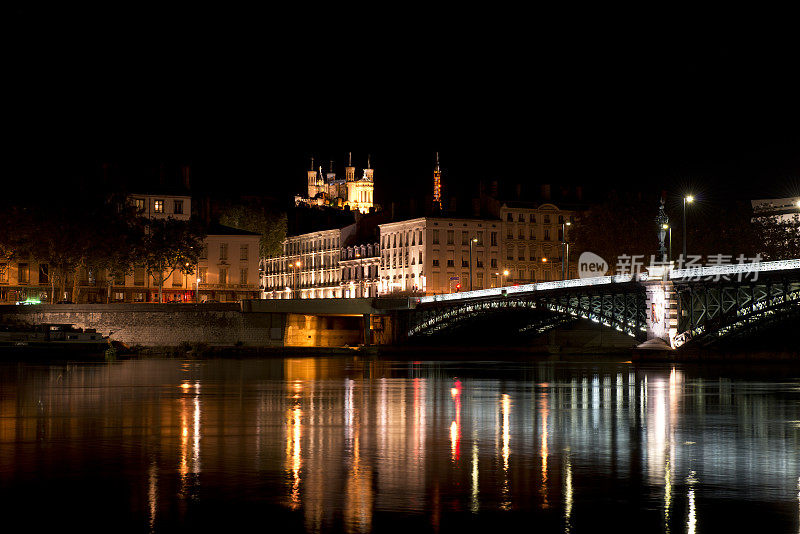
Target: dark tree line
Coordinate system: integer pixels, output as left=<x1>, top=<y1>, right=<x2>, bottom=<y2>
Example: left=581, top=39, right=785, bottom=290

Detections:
left=0, top=190, right=205, bottom=303
left=573, top=194, right=797, bottom=273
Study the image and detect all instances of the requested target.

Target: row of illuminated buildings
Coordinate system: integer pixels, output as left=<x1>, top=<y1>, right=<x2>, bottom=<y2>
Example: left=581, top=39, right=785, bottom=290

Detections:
left=0, top=191, right=261, bottom=304
left=260, top=200, right=578, bottom=299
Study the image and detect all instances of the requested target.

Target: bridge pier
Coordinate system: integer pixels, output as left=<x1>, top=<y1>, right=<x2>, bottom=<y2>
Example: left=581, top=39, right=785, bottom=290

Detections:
left=643, top=268, right=678, bottom=348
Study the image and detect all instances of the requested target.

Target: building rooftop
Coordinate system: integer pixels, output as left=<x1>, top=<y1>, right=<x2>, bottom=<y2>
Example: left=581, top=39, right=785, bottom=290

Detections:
left=205, top=223, right=261, bottom=236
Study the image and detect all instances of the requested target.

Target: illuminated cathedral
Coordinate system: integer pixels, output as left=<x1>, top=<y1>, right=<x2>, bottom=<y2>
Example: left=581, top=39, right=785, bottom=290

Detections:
left=295, top=152, right=376, bottom=214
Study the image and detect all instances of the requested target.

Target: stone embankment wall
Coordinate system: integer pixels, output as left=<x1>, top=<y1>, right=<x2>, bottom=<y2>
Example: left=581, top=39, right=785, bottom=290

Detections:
left=0, top=304, right=286, bottom=348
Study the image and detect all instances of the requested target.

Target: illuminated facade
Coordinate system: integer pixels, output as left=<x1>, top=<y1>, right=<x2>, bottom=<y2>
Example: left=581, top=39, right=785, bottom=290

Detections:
left=499, top=202, right=576, bottom=284
left=378, top=217, right=501, bottom=295
left=339, top=243, right=381, bottom=298
left=260, top=225, right=357, bottom=299
left=297, top=153, right=376, bottom=214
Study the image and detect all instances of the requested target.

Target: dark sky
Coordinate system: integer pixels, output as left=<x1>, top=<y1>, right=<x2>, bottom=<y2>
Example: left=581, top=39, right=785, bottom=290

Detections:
left=7, top=10, right=799, bottom=206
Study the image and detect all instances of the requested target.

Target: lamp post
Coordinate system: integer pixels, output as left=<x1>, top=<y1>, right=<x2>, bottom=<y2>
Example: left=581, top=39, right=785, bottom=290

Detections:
left=662, top=224, right=672, bottom=263
left=196, top=277, right=201, bottom=303
left=469, top=237, right=478, bottom=291
left=683, top=195, right=694, bottom=261
left=502, top=269, right=509, bottom=287
left=561, top=221, right=571, bottom=281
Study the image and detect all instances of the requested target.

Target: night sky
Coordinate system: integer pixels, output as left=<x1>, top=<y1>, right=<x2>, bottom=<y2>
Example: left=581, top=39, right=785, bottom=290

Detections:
left=7, top=11, right=799, bottom=207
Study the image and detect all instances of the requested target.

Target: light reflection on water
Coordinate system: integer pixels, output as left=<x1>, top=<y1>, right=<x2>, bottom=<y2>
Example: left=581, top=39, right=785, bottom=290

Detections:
left=1, top=358, right=800, bottom=533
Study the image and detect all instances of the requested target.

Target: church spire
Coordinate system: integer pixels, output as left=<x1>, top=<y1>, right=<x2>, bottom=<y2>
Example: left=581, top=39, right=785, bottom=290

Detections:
left=367, top=154, right=371, bottom=169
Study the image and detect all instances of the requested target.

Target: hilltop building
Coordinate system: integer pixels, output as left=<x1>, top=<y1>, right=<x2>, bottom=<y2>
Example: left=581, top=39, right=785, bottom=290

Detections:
left=296, top=152, right=376, bottom=214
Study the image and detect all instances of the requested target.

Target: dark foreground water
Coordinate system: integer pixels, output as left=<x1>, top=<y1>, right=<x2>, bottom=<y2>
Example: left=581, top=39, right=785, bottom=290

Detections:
left=2, top=356, right=800, bottom=533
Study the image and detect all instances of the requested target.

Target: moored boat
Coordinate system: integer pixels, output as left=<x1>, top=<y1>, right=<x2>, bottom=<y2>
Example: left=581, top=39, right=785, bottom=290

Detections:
left=0, top=324, right=110, bottom=356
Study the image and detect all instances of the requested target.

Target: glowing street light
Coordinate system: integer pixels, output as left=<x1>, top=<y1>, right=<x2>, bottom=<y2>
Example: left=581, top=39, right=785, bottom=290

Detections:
left=469, top=237, right=478, bottom=291
left=662, top=224, right=672, bottom=263
left=683, top=195, right=694, bottom=260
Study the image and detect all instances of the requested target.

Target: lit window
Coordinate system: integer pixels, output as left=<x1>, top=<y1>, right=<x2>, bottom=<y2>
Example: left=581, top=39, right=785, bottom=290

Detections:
left=240, top=245, right=248, bottom=261
left=154, top=200, right=164, bottom=213
left=133, top=198, right=145, bottom=212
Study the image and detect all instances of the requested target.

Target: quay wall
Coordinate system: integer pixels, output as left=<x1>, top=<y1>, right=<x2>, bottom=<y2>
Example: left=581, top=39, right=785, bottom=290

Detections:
left=0, top=304, right=286, bottom=348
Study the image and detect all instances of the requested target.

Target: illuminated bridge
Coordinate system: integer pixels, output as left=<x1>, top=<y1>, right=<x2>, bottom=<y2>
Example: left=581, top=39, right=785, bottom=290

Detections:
left=402, top=259, right=800, bottom=349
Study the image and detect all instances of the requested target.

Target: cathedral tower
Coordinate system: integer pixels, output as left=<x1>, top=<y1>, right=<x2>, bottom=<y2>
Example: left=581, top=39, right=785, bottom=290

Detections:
left=307, top=157, right=318, bottom=198
left=345, top=151, right=356, bottom=182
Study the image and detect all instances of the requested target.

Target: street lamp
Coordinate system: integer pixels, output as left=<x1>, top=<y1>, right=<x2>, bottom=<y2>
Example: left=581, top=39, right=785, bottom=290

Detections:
left=196, top=277, right=201, bottom=303
left=662, top=224, right=672, bottom=263
left=561, top=221, right=571, bottom=281
left=469, top=237, right=478, bottom=291
left=683, top=195, right=694, bottom=261
left=292, top=261, right=301, bottom=299
left=502, top=269, right=509, bottom=288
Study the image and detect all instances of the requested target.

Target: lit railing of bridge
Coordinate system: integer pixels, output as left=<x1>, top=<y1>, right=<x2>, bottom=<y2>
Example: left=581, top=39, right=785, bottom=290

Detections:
left=418, top=258, right=800, bottom=305
left=418, top=274, right=639, bottom=304
left=669, top=258, right=800, bottom=280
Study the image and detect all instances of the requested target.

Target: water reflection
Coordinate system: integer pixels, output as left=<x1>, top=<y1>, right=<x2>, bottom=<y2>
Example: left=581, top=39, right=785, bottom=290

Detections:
left=1, top=358, right=800, bottom=532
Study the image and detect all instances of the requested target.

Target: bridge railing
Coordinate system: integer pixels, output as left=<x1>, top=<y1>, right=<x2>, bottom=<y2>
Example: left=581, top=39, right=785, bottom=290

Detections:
left=670, top=258, right=800, bottom=280
left=418, top=274, right=639, bottom=304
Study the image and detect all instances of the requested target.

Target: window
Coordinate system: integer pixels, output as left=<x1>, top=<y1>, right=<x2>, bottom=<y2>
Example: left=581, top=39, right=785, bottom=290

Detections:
left=113, top=291, right=125, bottom=302
left=529, top=214, right=536, bottom=223
left=114, top=272, right=125, bottom=285
left=519, top=269, right=525, bottom=279
left=490, top=257, right=498, bottom=269
left=134, top=267, right=145, bottom=286
left=476, top=232, right=484, bottom=246
left=506, top=213, right=513, bottom=221
left=0, top=263, right=7, bottom=283
left=477, top=258, right=483, bottom=268
left=219, top=267, right=228, bottom=285
left=432, top=259, right=440, bottom=267
left=518, top=247, right=525, bottom=260
left=545, top=229, right=552, bottom=241
left=432, top=230, right=439, bottom=244
left=447, top=230, right=454, bottom=245
left=476, top=273, right=484, bottom=289
left=461, top=259, right=469, bottom=268
left=134, top=292, right=145, bottom=302
left=544, top=214, right=551, bottom=224
left=558, top=215, right=564, bottom=224
left=220, top=243, right=228, bottom=260
left=518, top=228, right=525, bottom=239
left=174, top=200, right=184, bottom=215
left=39, top=264, right=49, bottom=284
left=18, top=263, right=29, bottom=284
left=491, top=232, right=497, bottom=246
left=172, top=271, right=183, bottom=287
left=530, top=228, right=536, bottom=240
left=240, top=245, right=248, bottom=261
left=507, top=228, right=513, bottom=239
left=507, top=247, right=513, bottom=260
left=154, top=200, right=164, bottom=214
left=518, top=214, right=524, bottom=222
left=133, top=198, right=145, bottom=212
left=240, top=268, right=248, bottom=285
left=447, top=259, right=454, bottom=267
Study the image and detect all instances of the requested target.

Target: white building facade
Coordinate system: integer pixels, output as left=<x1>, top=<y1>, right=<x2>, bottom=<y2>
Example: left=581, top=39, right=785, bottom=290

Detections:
left=378, top=217, right=501, bottom=296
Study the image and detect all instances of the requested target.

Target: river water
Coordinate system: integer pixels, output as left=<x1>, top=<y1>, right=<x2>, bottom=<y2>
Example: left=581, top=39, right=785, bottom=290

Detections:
left=1, top=356, right=800, bottom=533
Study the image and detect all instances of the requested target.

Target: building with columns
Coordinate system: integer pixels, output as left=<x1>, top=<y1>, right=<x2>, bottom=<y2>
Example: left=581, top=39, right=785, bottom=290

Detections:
left=339, top=242, right=381, bottom=298
left=260, top=224, right=357, bottom=299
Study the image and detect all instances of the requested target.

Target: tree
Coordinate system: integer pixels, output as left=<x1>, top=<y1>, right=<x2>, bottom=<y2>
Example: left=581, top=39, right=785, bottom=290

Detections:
left=141, top=218, right=205, bottom=303
left=219, top=202, right=287, bottom=257
left=572, top=195, right=658, bottom=273
left=752, top=213, right=800, bottom=260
